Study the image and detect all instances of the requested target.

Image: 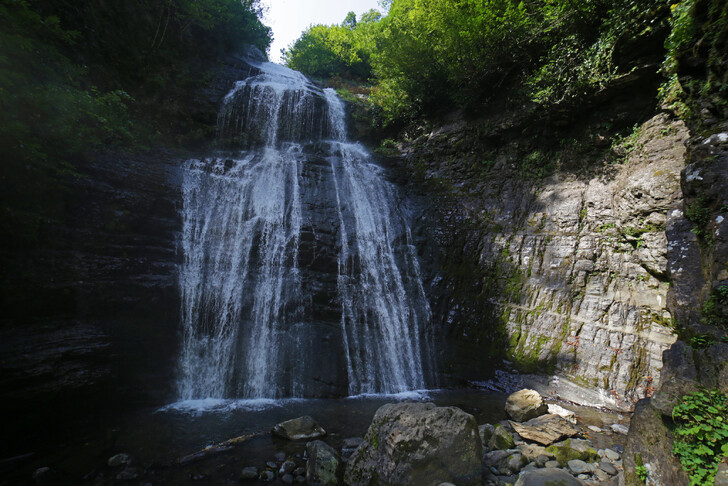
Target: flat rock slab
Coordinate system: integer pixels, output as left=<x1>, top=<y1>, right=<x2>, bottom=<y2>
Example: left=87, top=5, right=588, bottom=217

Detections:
left=509, top=414, right=579, bottom=446
left=271, top=416, right=326, bottom=440
left=514, top=468, right=585, bottom=486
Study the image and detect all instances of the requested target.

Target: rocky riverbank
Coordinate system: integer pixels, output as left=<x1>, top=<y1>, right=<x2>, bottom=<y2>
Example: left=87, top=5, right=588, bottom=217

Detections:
left=21, top=389, right=632, bottom=485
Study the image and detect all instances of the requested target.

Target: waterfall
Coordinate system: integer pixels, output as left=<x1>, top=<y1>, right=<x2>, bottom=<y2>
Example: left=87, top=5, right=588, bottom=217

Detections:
left=177, top=58, right=432, bottom=400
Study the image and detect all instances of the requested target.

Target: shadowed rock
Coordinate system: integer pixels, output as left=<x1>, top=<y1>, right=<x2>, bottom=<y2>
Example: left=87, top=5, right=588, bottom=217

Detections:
left=344, top=402, right=483, bottom=486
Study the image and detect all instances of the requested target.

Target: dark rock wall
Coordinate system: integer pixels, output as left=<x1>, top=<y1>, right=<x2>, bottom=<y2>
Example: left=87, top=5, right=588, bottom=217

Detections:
left=0, top=151, right=183, bottom=456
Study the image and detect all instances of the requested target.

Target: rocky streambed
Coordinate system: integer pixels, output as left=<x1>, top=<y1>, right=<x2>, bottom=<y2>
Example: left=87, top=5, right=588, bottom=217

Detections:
left=14, top=389, right=629, bottom=485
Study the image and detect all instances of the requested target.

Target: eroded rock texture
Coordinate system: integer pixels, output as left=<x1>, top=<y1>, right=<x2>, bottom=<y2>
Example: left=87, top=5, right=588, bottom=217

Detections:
left=409, top=113, right=688, bottom=409
left=344, top=402, right=483, bottom=486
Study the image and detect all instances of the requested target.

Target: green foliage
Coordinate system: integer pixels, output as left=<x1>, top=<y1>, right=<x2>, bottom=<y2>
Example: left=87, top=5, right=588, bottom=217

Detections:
left=662, top=0, right=728, bottom=123
left=684, top=197, right=715, bottom=245
left=635, top=464, right=648, bottom=482
left=672, top=389, right=728, bottom=485
left=0, top=0, right=271, bottom=249
left=701, top=285, right=728, bottom=329
left=283, top=10, right=381, bottom=80
left=689, top=334, right=716, bottom=349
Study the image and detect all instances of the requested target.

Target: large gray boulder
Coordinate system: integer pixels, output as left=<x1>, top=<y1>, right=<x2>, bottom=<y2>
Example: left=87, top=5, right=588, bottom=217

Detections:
left=306, top=440, right=340, bottom=486
left=343, top=402, right=483, bottom=486
left=271, top=416, right=325, bottom=440
left=505, top=389, right=549, bottom=422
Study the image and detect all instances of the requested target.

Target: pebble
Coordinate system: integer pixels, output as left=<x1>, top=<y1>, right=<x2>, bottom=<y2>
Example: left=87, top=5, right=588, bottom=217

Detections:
left=604, top=448, right=621, bottom=461
left=260, top=470, right=275, bottom=481
left=265, top=461, right=278, bottom=469
left=611, top=424, right=629, bottom=435
left=274, top=452, right=286, bottom=462
left=280, top=461, right=296, bottom=475
left=281, top=474, right=294, bottom=484
left=241, top=467, right=258, bottom=479
left=295, top=476, right=306, bottom=483
left=32, top=467, right=54, bottom=483
left=577, top=473, right=589, bottom=480
left=568, top=459, right=590, bottom=475
left=594, top=468, right=610, bottom=481
left=545, top=460, right=560, bottom=468
left=587, top=425, right=602, bottom=433
left=115, top=467, right=139, bottom=481
left=108, top=453, right=133, bottom=467
left=599, top=461, right=617, bottom=475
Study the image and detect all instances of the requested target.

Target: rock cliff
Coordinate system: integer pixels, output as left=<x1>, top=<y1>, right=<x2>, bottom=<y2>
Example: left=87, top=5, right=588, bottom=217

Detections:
left=403, top=108, right=688, bottom=410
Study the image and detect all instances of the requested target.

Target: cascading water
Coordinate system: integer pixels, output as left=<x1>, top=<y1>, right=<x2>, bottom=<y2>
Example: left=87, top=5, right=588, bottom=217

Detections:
left=177, top=57, right=433, bottom=400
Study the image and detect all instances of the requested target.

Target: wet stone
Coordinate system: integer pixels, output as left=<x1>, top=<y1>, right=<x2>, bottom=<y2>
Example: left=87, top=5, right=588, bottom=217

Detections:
left=599, top=461, right=617, bottom=475
left=568, top=459, right=590, bottom=475
left=535, top=455, right=550, bottom=467
left=604, top=448, right=621, bottom=461
left=116, top=467, right=139, bottom=481
left=32, top=467, right=54, bottom=484
left=260, top=470, right=275, bottom=481
left=108, top=453, right=134, bottom=467
left=241, top=467, right=258, bottom=479
left=293, top=467, right=305, bottom=476
left=280, top=460, right=296, bottom=474
left=274, top=452, right=287, bottom=462
left=594, top=468, right=610, bottom=481
left=281, top=474, right=294, bottom=484
left=266, top=461, right=278, bottom=469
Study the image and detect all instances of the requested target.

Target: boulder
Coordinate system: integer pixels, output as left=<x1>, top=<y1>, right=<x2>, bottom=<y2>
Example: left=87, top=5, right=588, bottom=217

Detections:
left=509, top=414, right=579, bottom=446
left=545, top=439, right=599, bottom=467
left=306, top=440, right=340, bottom=486
left=343, top=402, right=483, bottom=486
left=715, top=462, right=728, bottom=486
left=623, top=399, right=689, bottom=485
left=479, top=423, right=495, bottom=446
left=517, top=443, right=551, bottom=462
left=514, top=468, right=585, bottom=485
left=271, top=416, right=325, bottom=440
left=547, top=404, right=577, bottom=424
left=488, top=424, right=516, bottom=450
left=506, top=389, right=549, bottom=422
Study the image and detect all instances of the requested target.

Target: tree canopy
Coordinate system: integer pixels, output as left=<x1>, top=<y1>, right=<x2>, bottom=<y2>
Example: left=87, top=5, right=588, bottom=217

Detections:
left=283, top=0, right=673, bottom=126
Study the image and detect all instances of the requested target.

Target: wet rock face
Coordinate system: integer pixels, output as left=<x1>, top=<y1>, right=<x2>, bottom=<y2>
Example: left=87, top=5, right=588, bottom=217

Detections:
left=344, top=402, right=483, bottom=486
left=0, top=150, right=183, bottom=457
left=412, top=113, right=687, bottom=409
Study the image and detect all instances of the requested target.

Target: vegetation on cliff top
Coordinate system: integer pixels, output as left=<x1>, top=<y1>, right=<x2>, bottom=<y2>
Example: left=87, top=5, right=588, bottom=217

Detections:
left=0, top=0, right=271, bottom=249
left=283, top=0, right=672, bottom=128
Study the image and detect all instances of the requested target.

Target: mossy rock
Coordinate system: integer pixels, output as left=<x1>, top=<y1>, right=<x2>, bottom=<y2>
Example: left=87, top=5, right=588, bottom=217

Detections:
left=545, top=439, right=599, bottom=467
left=488, top=424, right=516, bottom=450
